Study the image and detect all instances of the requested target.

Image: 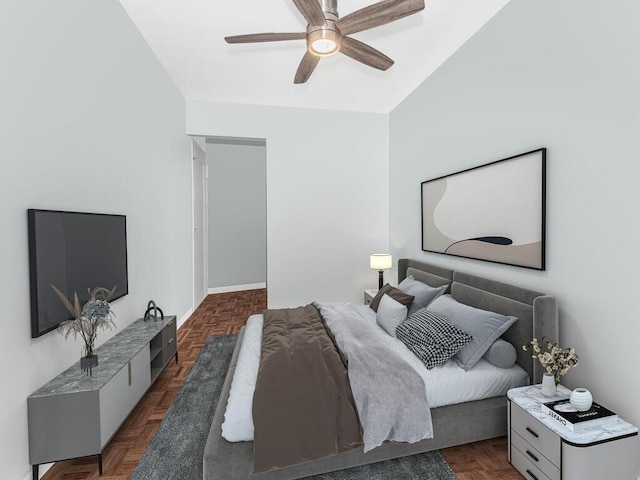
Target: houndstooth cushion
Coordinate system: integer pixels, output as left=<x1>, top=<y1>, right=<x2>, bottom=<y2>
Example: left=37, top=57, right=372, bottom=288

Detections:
left=396, top=309, right=473, bottom=369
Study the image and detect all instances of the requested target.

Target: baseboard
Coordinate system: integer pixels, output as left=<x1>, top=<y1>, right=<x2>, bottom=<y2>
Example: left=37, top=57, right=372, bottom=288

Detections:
left=23, top=462, right=52, bottom=480
left=208, top=283, right=266, bottom=294
left=177, top=307, right=194, bottom=329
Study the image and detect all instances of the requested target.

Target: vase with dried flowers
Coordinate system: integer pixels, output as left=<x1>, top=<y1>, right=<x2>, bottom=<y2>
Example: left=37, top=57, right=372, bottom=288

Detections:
left=523, top=337, right=579, bottom=395
left=52, top=285, right=117, bottom=375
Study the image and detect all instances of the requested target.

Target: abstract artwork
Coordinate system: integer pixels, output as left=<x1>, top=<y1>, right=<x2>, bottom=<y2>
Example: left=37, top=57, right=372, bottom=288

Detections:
left=421, top=148, right=546, bottom=270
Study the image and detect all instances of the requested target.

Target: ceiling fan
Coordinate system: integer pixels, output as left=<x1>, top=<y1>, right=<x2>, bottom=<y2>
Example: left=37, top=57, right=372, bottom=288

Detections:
left=225, top=0, right=425, bottom=84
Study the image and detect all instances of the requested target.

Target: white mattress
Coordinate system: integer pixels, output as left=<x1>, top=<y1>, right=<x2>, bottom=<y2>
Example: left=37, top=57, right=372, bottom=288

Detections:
left=221, top=306, right=528, bottom=442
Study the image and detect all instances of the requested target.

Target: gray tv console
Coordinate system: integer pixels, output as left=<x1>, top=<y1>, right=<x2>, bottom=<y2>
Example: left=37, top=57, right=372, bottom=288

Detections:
left=27, top=316, right=178, bottom=480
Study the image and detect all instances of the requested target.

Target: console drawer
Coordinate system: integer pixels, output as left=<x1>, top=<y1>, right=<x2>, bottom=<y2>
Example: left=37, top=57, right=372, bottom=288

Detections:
left=161, top=318, right=177, bottom=364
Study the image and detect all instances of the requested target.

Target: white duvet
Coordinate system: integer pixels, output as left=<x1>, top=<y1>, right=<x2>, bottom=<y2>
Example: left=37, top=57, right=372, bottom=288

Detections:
left=221, top=306, right=528, bottom=442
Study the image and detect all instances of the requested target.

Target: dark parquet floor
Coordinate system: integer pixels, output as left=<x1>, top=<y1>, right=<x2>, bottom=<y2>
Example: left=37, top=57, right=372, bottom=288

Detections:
left=41, top=288, right=522, bottom=480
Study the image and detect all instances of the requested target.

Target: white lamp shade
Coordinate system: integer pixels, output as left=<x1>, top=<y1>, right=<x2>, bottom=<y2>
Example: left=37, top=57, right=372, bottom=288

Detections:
left=370, top=253, right=392, bottom=270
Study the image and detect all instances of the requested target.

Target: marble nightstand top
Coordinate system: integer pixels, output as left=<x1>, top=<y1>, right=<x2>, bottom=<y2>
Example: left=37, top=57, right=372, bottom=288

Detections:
left=508, top=385, right=638, bottom=445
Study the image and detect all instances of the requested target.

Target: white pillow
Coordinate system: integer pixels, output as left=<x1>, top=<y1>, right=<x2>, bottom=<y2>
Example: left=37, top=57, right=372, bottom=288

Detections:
left=376, top=294, right=408, bottom=338
left=398, top=275, right=448, bottom=315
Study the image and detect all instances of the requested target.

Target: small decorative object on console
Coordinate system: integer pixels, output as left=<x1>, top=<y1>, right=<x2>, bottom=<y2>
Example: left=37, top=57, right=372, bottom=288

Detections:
left=52, top=285, right=117, bottom=375
left=523, top=337, right=579, bottom=385
left=144, top=299, right=164, bottom=321
left=570, top=387, right=593, bottom=411
left=541, top=398, right=617, bottom=431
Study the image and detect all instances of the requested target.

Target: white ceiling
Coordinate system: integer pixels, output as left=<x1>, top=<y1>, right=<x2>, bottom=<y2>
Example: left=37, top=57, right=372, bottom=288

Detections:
left=119, top=0, right=510, bottom=114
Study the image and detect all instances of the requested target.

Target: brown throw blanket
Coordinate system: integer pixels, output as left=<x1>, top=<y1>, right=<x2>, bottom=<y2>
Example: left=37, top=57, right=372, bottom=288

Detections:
left=252, top=305, right=362, bottom=473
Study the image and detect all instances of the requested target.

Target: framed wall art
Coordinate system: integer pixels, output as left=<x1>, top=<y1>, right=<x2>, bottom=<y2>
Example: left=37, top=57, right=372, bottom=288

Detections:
left=421, top=148, right=546, bottom=270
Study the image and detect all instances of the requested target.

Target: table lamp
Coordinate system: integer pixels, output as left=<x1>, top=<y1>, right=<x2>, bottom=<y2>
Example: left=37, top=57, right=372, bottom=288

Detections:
left=370, top=253, right=392, bottom=289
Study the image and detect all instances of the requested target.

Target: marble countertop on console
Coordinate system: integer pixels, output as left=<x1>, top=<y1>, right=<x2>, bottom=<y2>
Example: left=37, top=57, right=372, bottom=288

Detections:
left=29, top=316, right=176, bottom=398
left=508, top=385, right=638, bottom=445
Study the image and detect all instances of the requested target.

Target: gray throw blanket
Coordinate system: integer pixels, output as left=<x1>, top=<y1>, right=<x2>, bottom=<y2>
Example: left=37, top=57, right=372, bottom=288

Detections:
left=314, top=302, right=433, bottom=452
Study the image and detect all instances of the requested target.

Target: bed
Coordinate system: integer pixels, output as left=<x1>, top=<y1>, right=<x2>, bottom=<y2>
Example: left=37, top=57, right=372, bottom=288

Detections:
left=203, top=259, right=558, bottom=480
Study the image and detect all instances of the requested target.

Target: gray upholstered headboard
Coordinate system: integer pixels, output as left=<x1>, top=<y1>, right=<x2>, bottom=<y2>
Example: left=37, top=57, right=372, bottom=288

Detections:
left=398, top=259, right=558, bottom=384
left=398, top=258, right=453, bottom=290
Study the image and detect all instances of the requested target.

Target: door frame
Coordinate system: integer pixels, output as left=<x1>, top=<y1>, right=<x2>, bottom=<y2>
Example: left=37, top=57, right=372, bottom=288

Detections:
left=192, top=139, right=208, bottom=309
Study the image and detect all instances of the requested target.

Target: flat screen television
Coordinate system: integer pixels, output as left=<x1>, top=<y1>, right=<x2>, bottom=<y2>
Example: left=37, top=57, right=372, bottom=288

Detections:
left=28, top=209, right=129, bottom=338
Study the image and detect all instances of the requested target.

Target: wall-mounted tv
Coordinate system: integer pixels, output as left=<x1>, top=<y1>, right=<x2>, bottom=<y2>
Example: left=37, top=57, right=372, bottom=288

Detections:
left=28, top=209, right=129, bottom=338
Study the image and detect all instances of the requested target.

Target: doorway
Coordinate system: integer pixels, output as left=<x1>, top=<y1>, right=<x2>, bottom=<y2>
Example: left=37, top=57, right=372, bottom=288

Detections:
left=205, top=136, right=267, bottom=293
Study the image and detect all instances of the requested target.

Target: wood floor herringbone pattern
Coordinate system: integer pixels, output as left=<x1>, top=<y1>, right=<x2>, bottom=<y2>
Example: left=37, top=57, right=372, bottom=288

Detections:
left=41, top=288, right=522, bottom=480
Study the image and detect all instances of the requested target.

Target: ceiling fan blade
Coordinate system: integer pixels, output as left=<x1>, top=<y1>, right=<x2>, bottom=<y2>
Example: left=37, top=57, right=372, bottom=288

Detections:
left=340, top=37, right=394, bottom=71
left=294, top=51, right=321, bottom=84
left=336, top=0, right=425, bottom=36
left=293, top=0, right=326, bottom=26
left=225, top=32, right=306, bottom=44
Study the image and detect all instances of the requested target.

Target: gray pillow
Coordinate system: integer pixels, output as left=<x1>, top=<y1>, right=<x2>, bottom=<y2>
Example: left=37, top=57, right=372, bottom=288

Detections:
left=482, top=339, right=517, bottom=369
left=375, top=294, right=408, bottom=338
left=427, top=295, right=518, bottom=371
left=395, top=309, right=472, bottom=369
left=398, top=275, right=448, bottom=315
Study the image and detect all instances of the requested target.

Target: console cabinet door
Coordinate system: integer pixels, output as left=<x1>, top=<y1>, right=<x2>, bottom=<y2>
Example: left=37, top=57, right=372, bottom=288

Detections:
left=99, top=365, right=130, bottom=447
left=99, top=347, right=151, bottom=447
left=128, top=345, right=151, bottom=407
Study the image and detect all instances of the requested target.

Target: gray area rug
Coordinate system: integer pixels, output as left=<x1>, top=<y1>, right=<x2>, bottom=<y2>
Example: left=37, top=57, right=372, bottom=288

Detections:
left=133, top=334, right=458, bottom=480
left=132, top=334, right=237, bottom=480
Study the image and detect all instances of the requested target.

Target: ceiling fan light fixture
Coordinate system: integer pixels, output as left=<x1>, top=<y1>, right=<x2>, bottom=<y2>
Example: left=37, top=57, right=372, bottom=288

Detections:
left=307, top=26, right=340, bottom=57
left=225, top=0, right=426, bottom=84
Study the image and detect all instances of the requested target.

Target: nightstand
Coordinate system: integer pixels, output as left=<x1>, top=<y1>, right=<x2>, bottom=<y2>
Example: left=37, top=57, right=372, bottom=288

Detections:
left=508, top=385, right=638, bottom=480
left=364, top=289, right=377, bottom=305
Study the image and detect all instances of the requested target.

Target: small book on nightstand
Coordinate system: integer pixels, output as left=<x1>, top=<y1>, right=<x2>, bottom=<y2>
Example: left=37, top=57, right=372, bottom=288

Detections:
left=541, top=399, right=618, bottom=432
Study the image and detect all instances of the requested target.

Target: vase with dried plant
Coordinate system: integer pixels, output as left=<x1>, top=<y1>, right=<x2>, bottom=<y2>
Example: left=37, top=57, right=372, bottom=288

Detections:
left=52, top=285, right=117, bottom=375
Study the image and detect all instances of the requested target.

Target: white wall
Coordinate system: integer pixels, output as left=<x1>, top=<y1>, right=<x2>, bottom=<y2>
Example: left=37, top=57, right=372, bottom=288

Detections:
left=206, top=139, right=267, bottom=289
left=389, top=0, right=640, bottom=461
left=0, top=2, right=191, bottom=479
left=187, top=101, right=389, bottom=308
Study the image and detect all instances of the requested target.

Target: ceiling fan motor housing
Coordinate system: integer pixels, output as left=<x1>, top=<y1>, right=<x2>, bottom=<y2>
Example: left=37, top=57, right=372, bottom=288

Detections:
left=320, top=0, right=338, bottom=17
left=307, top=22, right=340, bottom=56
left=307, top=0, right=340, bottom=56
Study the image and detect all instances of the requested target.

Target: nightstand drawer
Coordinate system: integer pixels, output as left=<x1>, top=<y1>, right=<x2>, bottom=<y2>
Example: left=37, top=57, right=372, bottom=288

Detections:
left=511, top=446, right=553, bottom=480
left=512, top=431, right=560, bottom=480
left=511, top=403, right=560, bottom=467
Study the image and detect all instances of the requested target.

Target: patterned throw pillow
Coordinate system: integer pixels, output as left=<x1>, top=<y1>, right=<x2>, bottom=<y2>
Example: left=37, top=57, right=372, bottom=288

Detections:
left=396, top=309, right=472, bottom=369
left=427, top=295, right=518, bottom=371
